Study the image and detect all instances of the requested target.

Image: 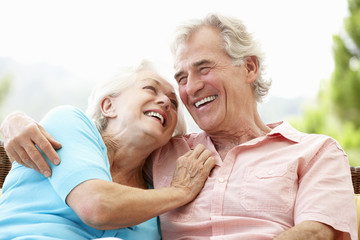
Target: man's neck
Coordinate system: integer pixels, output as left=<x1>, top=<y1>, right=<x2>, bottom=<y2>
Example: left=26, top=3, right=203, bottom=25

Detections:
left=208, top=119, right=271, bottom=160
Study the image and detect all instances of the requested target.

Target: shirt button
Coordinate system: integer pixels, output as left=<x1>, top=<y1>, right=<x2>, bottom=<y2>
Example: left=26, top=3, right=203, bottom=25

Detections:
left=268, top=170, right=274, bottom=175
left=218, top=177, right=225, bottom=183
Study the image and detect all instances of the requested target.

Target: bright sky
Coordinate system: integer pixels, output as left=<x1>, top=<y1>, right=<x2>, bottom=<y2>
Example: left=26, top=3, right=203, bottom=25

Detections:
left=0, top=0, right=348, bottom=99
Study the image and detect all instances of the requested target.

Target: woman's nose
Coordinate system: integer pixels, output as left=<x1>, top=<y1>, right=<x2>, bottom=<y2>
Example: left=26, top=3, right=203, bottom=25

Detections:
left=156, top=95, right=170, bottom=110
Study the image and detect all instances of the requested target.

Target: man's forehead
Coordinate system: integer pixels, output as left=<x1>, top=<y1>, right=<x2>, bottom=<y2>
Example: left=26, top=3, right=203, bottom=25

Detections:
left=174, top=57, right=214, bottom=74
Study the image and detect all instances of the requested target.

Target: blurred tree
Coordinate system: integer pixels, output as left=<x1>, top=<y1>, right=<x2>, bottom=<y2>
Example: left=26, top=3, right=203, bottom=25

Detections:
left=0, top=74, right=12, bottom=122
left=331, top=0, right=360, bottom=127
left=292, top=0, right=360, bottom=166
left=0, top=74, right=11, bottom=105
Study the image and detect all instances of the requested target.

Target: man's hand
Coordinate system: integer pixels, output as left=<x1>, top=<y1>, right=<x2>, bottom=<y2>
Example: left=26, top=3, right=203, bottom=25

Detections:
left=274, top=221, right=340, bottom=240
left=0, top=112, right=61, bottom=177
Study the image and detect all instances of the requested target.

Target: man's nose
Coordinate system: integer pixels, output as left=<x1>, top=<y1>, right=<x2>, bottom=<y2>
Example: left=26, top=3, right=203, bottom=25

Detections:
left=185, top=74, right=204, bottom=97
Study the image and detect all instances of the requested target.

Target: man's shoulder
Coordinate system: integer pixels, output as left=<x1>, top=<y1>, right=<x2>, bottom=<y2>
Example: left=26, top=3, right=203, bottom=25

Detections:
left=273, top=121, right=339, bottom=143
left=276, top=121, right=346, bottom=156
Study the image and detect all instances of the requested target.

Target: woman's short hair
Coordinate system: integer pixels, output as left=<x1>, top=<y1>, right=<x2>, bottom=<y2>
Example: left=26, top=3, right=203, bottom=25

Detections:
left=171, top=13, right=271, bottom=102
left=86, top=60, right=187, bottom=136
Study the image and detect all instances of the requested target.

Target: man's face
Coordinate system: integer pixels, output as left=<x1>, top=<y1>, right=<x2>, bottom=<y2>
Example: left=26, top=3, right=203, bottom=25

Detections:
left=174, top=26, right=255, bottom=134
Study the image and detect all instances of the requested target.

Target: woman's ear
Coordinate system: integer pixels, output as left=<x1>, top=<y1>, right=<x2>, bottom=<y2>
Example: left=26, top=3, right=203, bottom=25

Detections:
left=101, top=97, right=117, bottom=118
left=244, top=56, right=259, bottom=84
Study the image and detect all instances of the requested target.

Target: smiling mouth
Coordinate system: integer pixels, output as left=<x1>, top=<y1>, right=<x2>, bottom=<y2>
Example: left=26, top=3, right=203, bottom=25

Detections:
left=144, top=111, right=166, bottom=126
left=195, top=95, right=217, bottom=108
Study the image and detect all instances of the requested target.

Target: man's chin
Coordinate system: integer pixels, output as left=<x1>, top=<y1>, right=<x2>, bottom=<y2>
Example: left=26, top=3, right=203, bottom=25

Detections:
left=194, top=119, right=216, bottom=132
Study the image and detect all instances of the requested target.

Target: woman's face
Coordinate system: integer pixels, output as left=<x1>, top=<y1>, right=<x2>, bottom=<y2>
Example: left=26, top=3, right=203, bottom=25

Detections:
left=108, top=70, right=179, bottom=148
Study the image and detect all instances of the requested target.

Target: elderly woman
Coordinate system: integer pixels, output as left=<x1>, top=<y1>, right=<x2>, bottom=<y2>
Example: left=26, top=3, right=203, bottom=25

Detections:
left=0, top=61, right=215, bottom=239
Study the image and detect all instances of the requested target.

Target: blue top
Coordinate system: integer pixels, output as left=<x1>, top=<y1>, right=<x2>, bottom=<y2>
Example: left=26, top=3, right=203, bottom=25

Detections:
left=0, top=106, right=161, bottom=240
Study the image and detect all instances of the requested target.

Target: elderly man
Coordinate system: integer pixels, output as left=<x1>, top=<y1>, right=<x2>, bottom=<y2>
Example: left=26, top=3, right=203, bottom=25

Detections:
left=1, top=13, right=357, bottom=239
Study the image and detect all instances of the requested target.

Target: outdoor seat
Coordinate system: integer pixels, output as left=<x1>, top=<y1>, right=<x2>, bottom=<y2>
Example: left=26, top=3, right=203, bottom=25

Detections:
left=0, top=141, right=359, bottom=237
left=0, top=140, right=11, bottom=189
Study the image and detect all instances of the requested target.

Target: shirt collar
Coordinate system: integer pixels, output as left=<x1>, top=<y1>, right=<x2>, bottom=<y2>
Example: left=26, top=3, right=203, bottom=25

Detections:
left=189, top=120, right=301, bottom=149
left=267, top=121, right=301, bottom=143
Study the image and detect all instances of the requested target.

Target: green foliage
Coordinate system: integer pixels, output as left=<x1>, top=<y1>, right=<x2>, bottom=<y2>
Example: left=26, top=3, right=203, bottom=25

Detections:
left=331, top=35, right=360, bottom=127
left=292, top=0, right=360, bottom=166
left=346, top=0, right=360, bottom=49
left=0, top=74, right=11, bottom=104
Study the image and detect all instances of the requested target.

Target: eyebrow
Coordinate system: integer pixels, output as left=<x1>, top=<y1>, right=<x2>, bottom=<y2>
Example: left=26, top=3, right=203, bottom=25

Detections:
left=174, top=59, right=213, bottom=80
left=173, top=71, right=183, bottom=81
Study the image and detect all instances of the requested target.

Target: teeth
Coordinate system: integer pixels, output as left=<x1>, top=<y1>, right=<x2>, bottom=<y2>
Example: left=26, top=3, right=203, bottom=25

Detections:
left=145, top=111, right=164, bottom=125
left=195, top=96, right=217, bottom=108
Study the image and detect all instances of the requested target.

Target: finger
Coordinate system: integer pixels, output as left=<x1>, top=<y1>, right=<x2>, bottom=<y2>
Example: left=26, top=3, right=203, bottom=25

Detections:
left=182, top=149, right=193, bottom=158
left=22, top=157, right=42, bottom=174
left=202, top=157, right=216, bottom=174
left=6, top=147, right=42, bottom=173
left=186, top=145, right=211, bottom=173
left=176, top=149, right=193, bottom=166
left=23, top=142, right=52, bottom=177
left=196, top=149, right=213, bottom=165
left=204, top=156, right=216, bottom=168
left=5, top=147, right=27, bottom=166
left=39, top=125, right=62, bottom=150
left=32, top=126, right=60, bottom=166
left=6, top=136, right=43, bottom=173
left=189, top=144, right=206, bottom=158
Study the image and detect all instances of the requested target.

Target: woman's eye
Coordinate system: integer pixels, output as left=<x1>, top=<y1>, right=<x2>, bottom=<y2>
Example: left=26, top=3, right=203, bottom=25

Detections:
left=143, top=86, right=156, bottom=93
left=171, top=99, right=178, bottom=109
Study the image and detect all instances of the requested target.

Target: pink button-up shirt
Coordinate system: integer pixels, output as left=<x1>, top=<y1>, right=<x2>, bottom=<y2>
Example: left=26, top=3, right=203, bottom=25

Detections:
left=146, top=121, right=357, bottom=240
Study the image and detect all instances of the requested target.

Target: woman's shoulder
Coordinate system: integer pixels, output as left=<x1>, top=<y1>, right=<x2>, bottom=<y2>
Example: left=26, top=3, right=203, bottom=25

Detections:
left=42, top=105, right=86, bottom=123
left=45, top=105, right=85, bottom=118
left=41, top=105, right=98, bottom=135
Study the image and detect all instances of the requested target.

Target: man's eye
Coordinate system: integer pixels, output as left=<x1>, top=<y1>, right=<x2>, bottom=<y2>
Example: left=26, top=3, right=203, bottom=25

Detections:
left=177, top=77, right=187, bottom=85
left=200, top=67, right=210, bottom=74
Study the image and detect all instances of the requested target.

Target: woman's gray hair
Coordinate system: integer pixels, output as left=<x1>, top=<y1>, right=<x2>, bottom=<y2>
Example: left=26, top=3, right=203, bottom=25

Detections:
left=171, top=13, right=271, bottom=102
left=86, top=60, right=187, bottom=136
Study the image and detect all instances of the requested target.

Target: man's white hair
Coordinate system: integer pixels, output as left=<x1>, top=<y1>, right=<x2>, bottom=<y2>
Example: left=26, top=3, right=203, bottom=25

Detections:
left=171, top=13, right=271, bottom=102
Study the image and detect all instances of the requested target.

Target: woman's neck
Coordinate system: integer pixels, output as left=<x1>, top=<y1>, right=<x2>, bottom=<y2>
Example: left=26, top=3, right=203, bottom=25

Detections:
left=101, top=133, right=152, bottom=189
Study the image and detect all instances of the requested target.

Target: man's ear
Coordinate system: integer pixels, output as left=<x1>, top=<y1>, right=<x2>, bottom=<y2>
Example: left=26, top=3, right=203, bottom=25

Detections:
left=244, top=56, right=259, bottom=84
left=101, top=97, right=117, bottom=118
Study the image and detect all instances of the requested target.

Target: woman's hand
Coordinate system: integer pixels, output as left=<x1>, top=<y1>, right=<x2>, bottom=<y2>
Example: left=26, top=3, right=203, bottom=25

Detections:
left=170, top=144, right=215, bottom=203
left=0, top=112, right=61, bottom=177
left=67, top=144, right=216, bottom=230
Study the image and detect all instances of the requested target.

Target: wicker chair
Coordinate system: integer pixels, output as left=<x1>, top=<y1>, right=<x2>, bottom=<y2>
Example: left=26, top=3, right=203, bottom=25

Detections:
left=0, top=140, right=12, bottom=189
left=352, top=166, right=360, bottom=195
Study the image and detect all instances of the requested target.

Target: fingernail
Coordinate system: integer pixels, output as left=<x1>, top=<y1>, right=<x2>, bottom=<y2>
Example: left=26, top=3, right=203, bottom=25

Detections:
left=44, top=171, right=51, bottom=178
left=54, top=158, right=60, bottom=165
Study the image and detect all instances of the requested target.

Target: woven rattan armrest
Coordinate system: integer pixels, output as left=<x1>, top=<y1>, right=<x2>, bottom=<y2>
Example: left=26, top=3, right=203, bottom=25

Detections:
left=351, top=166, right=360, bottom=195
left=0, top=140, right=12, bottom=189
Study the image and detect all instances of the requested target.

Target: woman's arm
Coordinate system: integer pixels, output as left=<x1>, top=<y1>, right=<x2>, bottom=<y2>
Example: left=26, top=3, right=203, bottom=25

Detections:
left=66, top=144, right=215, bottom=230
left=0, top=111, right=61, bottom=177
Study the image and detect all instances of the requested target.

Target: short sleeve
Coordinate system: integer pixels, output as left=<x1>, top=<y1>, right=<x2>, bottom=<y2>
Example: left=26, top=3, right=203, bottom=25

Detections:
left=40, top=106, right=111, bottom=203
left=295, top=138, right=358, bottom=240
